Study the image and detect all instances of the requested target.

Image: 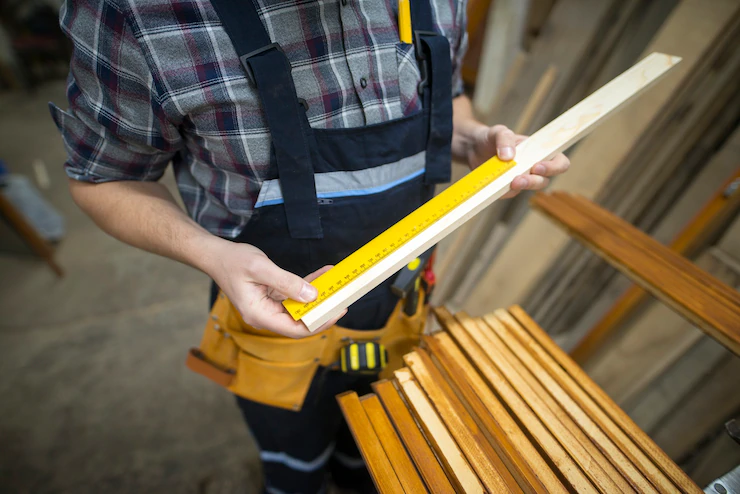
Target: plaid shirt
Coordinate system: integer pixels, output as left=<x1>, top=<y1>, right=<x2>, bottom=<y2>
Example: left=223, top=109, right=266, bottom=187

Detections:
left=50, top=0, right=468, bottom=238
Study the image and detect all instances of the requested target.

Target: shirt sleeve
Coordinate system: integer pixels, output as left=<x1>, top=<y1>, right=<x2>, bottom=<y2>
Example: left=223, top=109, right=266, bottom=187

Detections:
left=450, top=0, right=469, bottom=98
left=49, top=0, right=182, bottom=183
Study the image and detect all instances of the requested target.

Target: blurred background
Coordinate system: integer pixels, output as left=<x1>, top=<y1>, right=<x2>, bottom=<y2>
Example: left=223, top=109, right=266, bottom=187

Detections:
left=1, top=0, right=738, bottom=492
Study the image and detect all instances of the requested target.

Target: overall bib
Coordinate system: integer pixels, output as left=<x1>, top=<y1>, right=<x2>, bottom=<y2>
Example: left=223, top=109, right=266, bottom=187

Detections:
left=192, top=0, right=453, bottom=491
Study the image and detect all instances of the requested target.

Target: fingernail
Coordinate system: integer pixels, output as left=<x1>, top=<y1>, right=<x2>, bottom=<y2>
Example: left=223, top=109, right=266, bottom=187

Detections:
left=514, top=176, right=527, bottom=188
left=299, top=283, right=317, bottom=302
left=533, top=164, right=546, bottom=174
left=498, top=146, right=514, bottom=161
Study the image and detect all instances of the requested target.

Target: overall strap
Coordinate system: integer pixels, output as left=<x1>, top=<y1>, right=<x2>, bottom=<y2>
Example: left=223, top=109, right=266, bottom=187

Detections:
left=210, top=0, right=323, bottom=239
left=412, top=0, right=453, bottom=184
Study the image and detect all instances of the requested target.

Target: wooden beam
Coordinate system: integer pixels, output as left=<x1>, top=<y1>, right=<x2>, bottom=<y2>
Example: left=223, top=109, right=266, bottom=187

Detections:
left=491, top=309, right=678, bottom=492
left=372, top=379, right=456, bottom=494
left=298, top=53, right=682, bottom=330
left=423, top=334, right=564, bottom=494
left=405, top=350, right=522, bottom=493
left=360, top=393, right=428, bottom=493
left=394, top=368, right=485, bottom=493
left=507, top=305, right=703, bottom=493
left=457, top=313, right=634, bottom=493
left=432, top=307, right=598, bottom=493
left=464, top=0, right=740, bottom=316
left=571, top=166, right=740, bottom=363
left=336, top=391, right=404, bottom=493
left=530, top=192, right=740, bottom=355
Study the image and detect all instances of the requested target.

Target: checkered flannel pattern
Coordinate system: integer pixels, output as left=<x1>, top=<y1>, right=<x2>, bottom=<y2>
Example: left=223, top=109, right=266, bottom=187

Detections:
left=50, top=0, right=468, bottom=238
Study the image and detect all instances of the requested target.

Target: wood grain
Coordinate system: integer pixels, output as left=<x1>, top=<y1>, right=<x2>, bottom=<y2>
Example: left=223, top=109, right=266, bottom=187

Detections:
left=372, top=379, right=456, bottom=494
left=456, top=313, right=633, bottom=494
left=507, top=305, right=702, bottom=493
left=405, top=349, right=522, bottom=493
left=530, top=192, right=740, bottom=355
left=424, top=333, right=567, bottom=494
left=336, top=391, right=404, bottom=493
left=491, top=309, right=678, bottom=492
left=360, top=393, right=428, bottom=493
left=571, top=168, right=740, bottom=363
left=433, top=307, right=598, bottom=494
left=394, top=368, right=485, bottom=493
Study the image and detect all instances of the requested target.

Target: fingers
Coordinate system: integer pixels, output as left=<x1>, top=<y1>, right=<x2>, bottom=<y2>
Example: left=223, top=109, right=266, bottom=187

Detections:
left=248, top=257, right=318, bottom=303
left=314, top=308, right=349, bottom=333
left=510, top=174, right=551, bottom=192
left=305, top=265, right=333, bottom=282
left=489, top=125, right=517, bottom=161
left=530, top=153, right=570, bottom=177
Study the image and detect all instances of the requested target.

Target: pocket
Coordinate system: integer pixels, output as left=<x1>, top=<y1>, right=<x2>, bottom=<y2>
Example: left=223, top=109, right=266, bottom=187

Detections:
left=396, top=42, right=422, bottom=113
left=228, top=351, right=320, bottom=411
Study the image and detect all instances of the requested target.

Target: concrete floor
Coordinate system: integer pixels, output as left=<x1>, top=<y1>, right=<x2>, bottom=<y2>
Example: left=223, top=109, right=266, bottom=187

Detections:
left=0, top=82, right=261, bottom=493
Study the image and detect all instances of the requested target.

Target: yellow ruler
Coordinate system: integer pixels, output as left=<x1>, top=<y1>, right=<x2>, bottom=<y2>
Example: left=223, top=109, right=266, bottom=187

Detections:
left=283, top=155, right=516, bottom=320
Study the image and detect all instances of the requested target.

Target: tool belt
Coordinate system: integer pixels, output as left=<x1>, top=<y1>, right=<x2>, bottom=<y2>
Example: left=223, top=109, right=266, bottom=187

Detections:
left=186, top=290, right=428, bottom=411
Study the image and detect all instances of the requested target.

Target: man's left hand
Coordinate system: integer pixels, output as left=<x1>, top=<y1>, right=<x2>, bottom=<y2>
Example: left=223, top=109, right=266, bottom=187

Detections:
left=466, top=124, right=570, bottom=199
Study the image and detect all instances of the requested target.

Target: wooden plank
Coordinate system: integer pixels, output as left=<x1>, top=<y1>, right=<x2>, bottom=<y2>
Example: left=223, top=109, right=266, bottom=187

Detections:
left=507, top=305, right=703, bottom=493
left=404, top=350, right=523, bottom=493
left=372, top=380, right=456, bottom=494
left=299, top=52, right=682, bottom=331
left=530, top=193, right=740, bottom=355
left=472, top=0, right=531, bottom=117
left=360, top=393, right=428, bottom=494
left=423, top=334, right=564, bottom=494
left=432, top=307, right=598, bottom=493
left=394, top=368, right=485, bottom=494
left=583, top=251, right=739, bottom=406
left=491, top=309, right=678, bottom=492
left=464, top=0, right=740, bottom=316
left=456, top=313, right=635, bottom=494
left=562, top=192, right=740, bottom=309
left=336, top=391, right=404, bottom=493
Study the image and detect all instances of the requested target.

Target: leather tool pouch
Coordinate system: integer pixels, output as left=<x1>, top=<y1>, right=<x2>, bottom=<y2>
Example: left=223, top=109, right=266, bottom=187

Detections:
left=187, top=291, right=428, bottom=411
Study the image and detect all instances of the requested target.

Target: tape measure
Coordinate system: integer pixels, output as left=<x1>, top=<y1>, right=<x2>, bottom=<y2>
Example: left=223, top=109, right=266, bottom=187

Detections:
left=340, top=341, right=388, bottom=375
left=283, top=156, right=517, bottom=320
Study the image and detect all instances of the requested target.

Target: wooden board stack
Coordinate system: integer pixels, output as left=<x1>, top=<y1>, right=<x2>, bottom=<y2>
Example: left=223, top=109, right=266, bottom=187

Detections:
left=338, top=306, right=703, bottom=493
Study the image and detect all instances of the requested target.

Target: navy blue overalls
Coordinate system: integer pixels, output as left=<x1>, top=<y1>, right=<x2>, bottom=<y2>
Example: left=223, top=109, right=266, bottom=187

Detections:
left=208, top=0, right=453, bottom=491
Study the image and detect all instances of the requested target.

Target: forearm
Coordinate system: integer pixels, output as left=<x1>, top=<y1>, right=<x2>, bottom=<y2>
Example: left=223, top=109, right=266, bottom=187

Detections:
left=68, top=178, right=224, bottom=274
left=451, top=94, right=488, bottom=162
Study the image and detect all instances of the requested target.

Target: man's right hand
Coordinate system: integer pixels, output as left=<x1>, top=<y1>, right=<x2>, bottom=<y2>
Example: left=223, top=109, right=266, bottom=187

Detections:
left=207, top=240, right=346, bottom=338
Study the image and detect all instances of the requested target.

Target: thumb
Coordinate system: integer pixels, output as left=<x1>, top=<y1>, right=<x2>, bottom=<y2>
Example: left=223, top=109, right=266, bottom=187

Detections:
left=249, top=257, right=318, bottom=303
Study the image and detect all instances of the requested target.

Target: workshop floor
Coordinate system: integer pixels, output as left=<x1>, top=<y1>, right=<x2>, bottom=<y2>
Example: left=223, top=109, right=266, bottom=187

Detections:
left=0, top=82, right=262, bottom=493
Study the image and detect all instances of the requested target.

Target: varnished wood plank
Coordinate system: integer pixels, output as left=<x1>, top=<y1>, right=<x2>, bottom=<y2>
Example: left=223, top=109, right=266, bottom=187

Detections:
left=372, top=380, right=456, bottom=494
left=405, top=349, right=522, bottom=493
left=360, top=393, right=428, bottom=494
left=336, top=391, right=404, bottom=493
left=491, top=310, right=678, bottom=492
left=531, top=193, right=740, bottom=356
left=432, top=307, right=598, bottom=494
left=394, top=368, right=485, bottom=494
left=508, top=305, right=703, bottom=493
left=456, top=313, right=633, bottom=494
left=424, top=333, right=567, bottom=494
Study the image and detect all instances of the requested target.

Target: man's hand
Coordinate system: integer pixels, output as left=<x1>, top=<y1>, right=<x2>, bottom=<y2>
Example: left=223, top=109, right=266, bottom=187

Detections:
left=466, top=124, right=571, bottom=199
left=207, top=240, right=346, bottom=338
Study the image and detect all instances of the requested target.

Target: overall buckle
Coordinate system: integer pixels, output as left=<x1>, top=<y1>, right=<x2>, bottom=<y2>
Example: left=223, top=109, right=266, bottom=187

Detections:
left=414, top=30, right=438, bottom=95
left=239, top=42, right=284, bottom=85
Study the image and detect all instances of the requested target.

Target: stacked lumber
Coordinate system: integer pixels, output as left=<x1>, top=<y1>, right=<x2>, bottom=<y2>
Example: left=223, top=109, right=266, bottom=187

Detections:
left=338, top=306, right=703, bottom=493
left=530, top=192, right=740, bottom=356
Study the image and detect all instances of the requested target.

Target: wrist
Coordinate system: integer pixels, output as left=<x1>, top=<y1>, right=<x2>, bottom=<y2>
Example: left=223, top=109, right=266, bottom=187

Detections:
left=452, top=118, right=488, bottom=162
left=182, top=230, right=231, bottom=279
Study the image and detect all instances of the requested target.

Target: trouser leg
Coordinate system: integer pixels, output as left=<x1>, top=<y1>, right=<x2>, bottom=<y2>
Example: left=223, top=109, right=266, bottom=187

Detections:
left=235, top=367, right=377, bottom=494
